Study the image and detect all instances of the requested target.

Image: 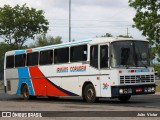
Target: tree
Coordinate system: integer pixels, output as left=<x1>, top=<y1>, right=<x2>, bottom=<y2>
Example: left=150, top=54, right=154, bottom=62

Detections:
left=0, top=43, right=18, bottom=79
left=129, top=0, right=160, bottom=64
left=0, top=4, right=49, bottom=49
left=117, top=35, right=133, bottom=38
left=129, top=0, right=160, bottom=42
left=101, top=33, right=113, bottom=37
left=29, top=34, right=62, bottom=48
left=96, top=33, right=113, bottom=38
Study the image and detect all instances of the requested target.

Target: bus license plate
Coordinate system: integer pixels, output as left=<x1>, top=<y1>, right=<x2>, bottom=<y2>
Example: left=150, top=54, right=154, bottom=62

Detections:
left=136, top=88, right=142, bottom=92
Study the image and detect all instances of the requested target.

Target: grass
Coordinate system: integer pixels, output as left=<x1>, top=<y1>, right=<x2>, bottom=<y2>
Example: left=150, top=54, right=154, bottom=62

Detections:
left=0, top=81, right=4, bottom=90
left=156, top=85, right=160, bottom=92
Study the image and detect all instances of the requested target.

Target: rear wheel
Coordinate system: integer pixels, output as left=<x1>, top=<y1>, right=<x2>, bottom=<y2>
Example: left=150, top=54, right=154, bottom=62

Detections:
left=22, top=85, right=30, bottom=100
left=83, top=84, right=99, bottom=103
left=118, top=95, right=131, bottom=102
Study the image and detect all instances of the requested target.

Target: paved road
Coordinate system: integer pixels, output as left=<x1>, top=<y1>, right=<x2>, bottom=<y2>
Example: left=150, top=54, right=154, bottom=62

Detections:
left=0, top=92, right=160, bottom=109
left=0, top=91, right=160, bottom=120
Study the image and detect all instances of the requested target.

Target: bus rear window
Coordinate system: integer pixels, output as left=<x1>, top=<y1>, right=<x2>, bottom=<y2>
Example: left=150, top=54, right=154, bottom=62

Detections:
left=27, top=52, right=39, bottom=66
left=6, top=56, right=14, bottom=68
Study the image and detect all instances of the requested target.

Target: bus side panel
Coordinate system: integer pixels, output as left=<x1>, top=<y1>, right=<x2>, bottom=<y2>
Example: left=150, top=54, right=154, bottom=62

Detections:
left=61, top=77, right=80, bottom=96
left=38, top=66, right=79, bottom=96
left=16, top=67, right=35, bottom=95
left=100, top=75, right=111, bottom=97
left=5, top=69, right=18, bottom=94
left=78, top=76, right=101, bottom=97
left=46, top=77, right=68, bottom=96
left=29, top=66, right=46, bottom=96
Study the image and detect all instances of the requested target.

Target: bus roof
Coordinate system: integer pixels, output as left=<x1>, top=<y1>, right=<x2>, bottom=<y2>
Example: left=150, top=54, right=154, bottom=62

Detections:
left=5, top=37, right=148, bottom=55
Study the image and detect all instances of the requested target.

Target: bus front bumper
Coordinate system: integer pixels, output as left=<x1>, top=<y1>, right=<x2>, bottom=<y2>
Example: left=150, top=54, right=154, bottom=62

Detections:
left=111, top=84, right=156, bottom=97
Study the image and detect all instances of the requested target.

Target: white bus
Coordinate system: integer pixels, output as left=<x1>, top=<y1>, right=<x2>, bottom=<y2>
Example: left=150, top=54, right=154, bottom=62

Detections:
left=4, top=37, right=156, bottom=103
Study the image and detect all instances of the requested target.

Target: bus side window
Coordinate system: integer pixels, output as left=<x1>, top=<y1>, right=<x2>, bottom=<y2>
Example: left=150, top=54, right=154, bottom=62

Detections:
left=54, top=47, right=69, bottom=64
left=39, top=50, right=53, bottom=65
left=27, top=52, right=39, bottom=66
left=100, top=45, right=108, bottom=68
left=6, top=55, right=14, bottom=68
left=90, top=45, right=98, bottom=68
left=70, top=45, right=87, bottom=62
left=15, top=54, right=26, bottom=67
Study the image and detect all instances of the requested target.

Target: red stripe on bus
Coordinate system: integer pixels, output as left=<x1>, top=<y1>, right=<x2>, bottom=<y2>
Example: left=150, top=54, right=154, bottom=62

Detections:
left=26, top=49, right=32, bottom=53
left=29, top=66, right=68, bottom=96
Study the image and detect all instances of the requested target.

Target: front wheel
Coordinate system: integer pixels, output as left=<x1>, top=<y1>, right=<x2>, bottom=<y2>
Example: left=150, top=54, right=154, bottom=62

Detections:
left=118, top=96, right=131, bottom=102
left=83, top=84, right=99, bottom=103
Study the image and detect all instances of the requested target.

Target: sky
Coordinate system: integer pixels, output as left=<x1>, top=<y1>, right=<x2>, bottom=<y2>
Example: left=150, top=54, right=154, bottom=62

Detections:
left=0, top=0, right=146, bottom=44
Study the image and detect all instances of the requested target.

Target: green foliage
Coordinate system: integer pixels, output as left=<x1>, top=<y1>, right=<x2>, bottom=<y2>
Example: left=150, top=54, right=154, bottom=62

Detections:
left=0, top=4, right=49, bottom=49
left=153, top=64, right=160, bottom=77
left=156, top=85, right=160, bottom=92
left=29, top=34, right=62, bottom=48
left=129, top=0, right=160, bottom=62
left=0, top=42, right=18, bottom=79
left=129, top=0, right=160, bottom=43
left=96, top=33, right=113, bottom=38
left=101, top=33, right=113, bottom=37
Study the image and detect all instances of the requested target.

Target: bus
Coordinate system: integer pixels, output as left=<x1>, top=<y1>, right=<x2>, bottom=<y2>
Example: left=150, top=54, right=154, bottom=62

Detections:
left=4, top=37, right=156, bottom=103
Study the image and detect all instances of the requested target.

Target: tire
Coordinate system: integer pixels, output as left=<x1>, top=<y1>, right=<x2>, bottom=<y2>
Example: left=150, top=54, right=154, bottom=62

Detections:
left=83, top=84, right=99, bottom=103
left=118, top=95, right=131, bottom=102
left=22, top=85, right=30, bottom=100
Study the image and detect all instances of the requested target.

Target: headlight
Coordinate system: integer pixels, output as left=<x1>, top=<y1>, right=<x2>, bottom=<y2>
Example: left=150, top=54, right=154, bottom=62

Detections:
left=119, top=89, right=123, bottom=94
left=128, top=88, right=132, bottom=93
left=144, top=87, right=148, bottom=92
left=151, top=87, right=155, bottom=91
left=148, top=87, right=152, bottom=92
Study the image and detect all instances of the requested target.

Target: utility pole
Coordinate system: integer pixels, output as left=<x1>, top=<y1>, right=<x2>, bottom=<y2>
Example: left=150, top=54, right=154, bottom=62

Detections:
left=127, top=27, right=129, bottom=37
left=69, top=0, right=71, bottom=42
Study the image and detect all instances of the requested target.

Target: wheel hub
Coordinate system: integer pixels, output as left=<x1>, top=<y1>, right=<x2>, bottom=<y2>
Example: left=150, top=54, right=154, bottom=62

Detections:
left=87, top=88, right=94, bottom=100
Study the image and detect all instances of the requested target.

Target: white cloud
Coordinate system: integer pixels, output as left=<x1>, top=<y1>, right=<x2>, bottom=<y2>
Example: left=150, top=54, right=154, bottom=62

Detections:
left=0, top=0, right=146, bottom=44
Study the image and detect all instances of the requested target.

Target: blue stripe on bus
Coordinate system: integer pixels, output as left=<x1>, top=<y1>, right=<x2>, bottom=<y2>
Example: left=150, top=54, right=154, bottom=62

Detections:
left=15, top=50, right=26, bottom=55
left=32, top=39, right=92, bottom=51
left=16, top=67, right=34, bottom=95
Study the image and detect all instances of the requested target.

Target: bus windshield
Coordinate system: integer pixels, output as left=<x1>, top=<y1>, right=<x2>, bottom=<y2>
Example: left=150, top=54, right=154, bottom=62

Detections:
left=111, top=40, right=150, bottom=68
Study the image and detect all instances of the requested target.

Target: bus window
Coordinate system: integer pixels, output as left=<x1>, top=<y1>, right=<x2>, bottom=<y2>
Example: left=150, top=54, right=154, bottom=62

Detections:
left=90, top=45, right=98, bottom=68
left=27, top=52, right=39, bottom=66
left=6, top=55, right=14, bottom=68
left=70, top=45, right=87, bottom=62
left=39, top=50, right=53, bottom=65
left=100, top=45, right=108, bottom=68
left=54, top=47, right=69, bottom=64
left=15, top=54, right=26, bottom=67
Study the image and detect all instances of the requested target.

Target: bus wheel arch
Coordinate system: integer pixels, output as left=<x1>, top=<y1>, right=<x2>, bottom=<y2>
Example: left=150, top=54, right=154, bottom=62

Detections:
left=21, top=83, right=36, bottom=100
left=20, top=83, right=27, bottom=94
left=82, top=82, right=99, bottom=103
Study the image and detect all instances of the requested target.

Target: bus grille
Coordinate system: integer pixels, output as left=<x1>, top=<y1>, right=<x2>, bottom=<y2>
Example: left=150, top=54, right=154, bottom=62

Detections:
left=120, top=75, right=154, bottom=84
